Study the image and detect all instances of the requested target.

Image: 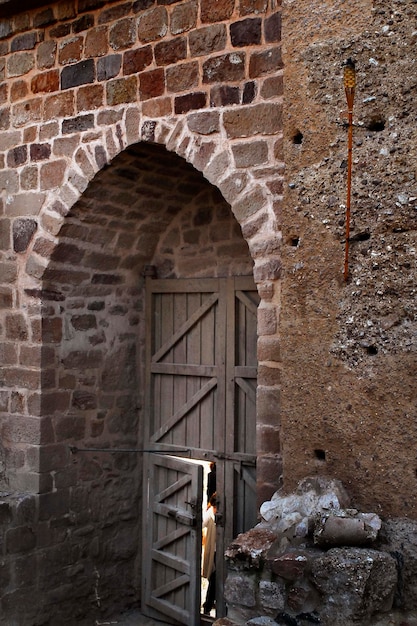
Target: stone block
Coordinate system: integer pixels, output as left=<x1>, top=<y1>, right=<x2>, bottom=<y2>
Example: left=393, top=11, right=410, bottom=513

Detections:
left=73, top=14, right=94, bottom=34
left=40, top=159, right=66, bottom=190
left=123, top=46, right=152, bottom=75
left=11, top=32, right=38, bottom=52
left=7, top=52, right=35, bottom=78
left=142, top=96, right=172, bottom=117
left=225, top=571, right=257, bottom=607
left=138, top=6, right=168, bottom=42
left=261, top=75, right=283, bottom=99
left=377, top=518, right=417, bottom=610
left=174, top=92, right=206, bottom=114
left=224, top=103, right=282, bottom=138
left=13, top=218, right=37, bottom=253
left=259, top=579, right=285, bottom=610
left=230, top=18, right=262, bottom=47
left=187, top=111, right=220, bottom=135
left=7, top=144, right=27, bottom=167
left=62, top=113, right=94, bottom=134
left=139, top=68, right=165, bottom=100
left=33, top=7, right=55, bottom=28
left=31, top=69, right=59, bottom=94
left=201, top=0, right=234, bottom=22
left=76, top=84, right=104, bottom=112
left=42, top=317, right=63, bottom=343
left=30, top=142, right=51, bottom=161
left=258, top=335, right=281, bottom=363
left=189, top=24, right=226, bottom=57
left=233, top=141, right=268, bottom=168
left=58, top=36, right=83, bottom=65
left=239, top=0, right=268, bottom=15
left=12, top=97, right=42, bottom=127
left=203, top=52, right=245, bottom=84
left=312, top=548, right=397, bottom=623
left=37, top=40, right=57, bottom=69
left=44, top=92, right=74, bottom=120
left=6, top=525, right=36, bottom=554
left=84, top=26, right=108, bottom=58
left=106, top=75, right=137, bottom=105
left=109, top=18, right=136, bottom=50
left=249, top=47, right=283, bottom=78
left=97, top=53, right=122, bottom=80
left=210, top=84, right=240, bottom=107
left=166, top=61, right=199, bottom=92
left=171, top=1, right=198, bottom=34
left=61, top=59, right=95, bottom=89
left=264, top=12, right=281, bottom=42
left=155, top=36, right=187, bottom=66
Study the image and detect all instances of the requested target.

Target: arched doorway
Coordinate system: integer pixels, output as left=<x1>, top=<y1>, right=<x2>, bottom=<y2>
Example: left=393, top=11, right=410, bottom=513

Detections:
left=40, top=141, right=258, bottom=623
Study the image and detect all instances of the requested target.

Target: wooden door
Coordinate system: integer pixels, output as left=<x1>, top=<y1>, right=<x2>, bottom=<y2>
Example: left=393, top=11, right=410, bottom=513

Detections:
left=142, top=454, right=203, bottom=625
left=142, top=277, right=259, bottom=621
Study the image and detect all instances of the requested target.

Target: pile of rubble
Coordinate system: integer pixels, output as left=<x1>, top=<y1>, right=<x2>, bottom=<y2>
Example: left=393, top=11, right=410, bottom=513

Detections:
left=218, top=477, right=417, bottom=626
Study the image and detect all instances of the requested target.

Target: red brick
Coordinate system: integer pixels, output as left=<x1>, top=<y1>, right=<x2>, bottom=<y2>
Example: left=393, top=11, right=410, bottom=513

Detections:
left=77, top=84, right=104, bottom=112
left=58, top=37, right=83, bottom=65
left=139, top=68, right=165, bottom=100
left=85, top=26, right=108, bottom=58
left=31, top=70, right=59, bottom=94
left=138, top=6, right=168, bottom=43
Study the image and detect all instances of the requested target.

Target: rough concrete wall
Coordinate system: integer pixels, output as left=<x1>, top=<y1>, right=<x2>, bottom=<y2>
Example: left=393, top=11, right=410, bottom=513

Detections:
left=281, top=0, right=416, bottom=517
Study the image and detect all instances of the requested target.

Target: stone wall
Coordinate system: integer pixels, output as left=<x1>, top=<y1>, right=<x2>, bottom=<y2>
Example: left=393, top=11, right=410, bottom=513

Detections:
left=0, top=1, right=283, bottom=620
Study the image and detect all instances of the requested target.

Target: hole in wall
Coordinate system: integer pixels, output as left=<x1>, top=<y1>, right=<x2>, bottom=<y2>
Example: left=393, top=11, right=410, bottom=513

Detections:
left=290, top=236, right=300, bottom=247
left=292, top=130, right=303, bottom=144
left=366, top=345, right=378, bottom=355
left=314, top=449, right=326, bottom=461
left=365, top=117, right=385, bottom=132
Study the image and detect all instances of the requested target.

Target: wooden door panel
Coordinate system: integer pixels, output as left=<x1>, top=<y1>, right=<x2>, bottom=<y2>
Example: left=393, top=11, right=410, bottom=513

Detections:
left=143, top=454, right=203, bottom=625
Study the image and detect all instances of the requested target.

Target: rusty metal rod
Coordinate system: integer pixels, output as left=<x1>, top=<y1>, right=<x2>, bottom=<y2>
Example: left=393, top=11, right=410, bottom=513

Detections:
left=343, top=58, right=356, bottom=281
